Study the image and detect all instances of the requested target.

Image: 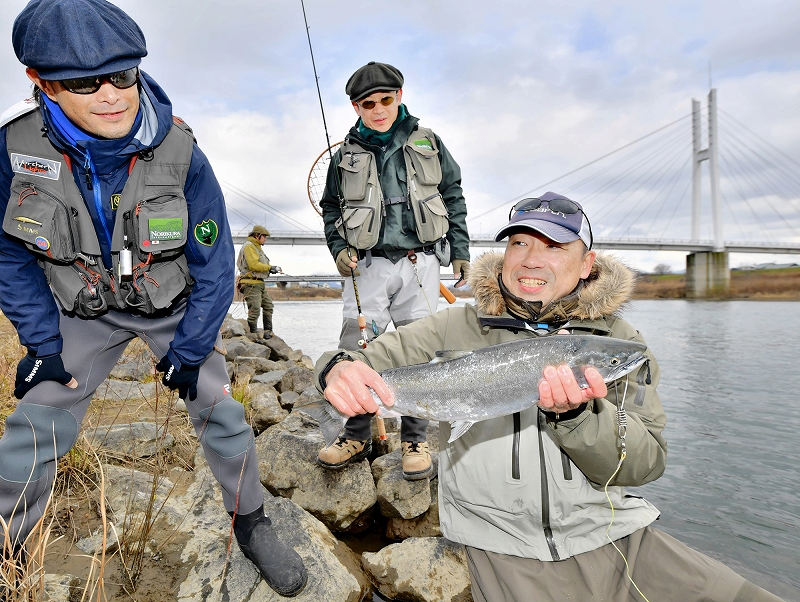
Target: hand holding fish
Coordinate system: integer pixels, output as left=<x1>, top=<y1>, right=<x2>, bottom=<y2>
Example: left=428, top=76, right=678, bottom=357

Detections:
left=323, top=360, right=395, bottom=417
left=538, top=364, right=608, bottom=414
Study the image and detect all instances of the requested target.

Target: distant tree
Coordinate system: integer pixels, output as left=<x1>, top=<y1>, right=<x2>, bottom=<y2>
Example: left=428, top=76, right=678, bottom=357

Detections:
left=653, top=263, right=672, bottom=275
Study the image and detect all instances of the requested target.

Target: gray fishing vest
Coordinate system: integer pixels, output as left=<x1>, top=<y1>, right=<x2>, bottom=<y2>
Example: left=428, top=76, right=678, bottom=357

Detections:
left=2, top=109, right=195, bottom=318
left=336, top=126, right=450, bottom=249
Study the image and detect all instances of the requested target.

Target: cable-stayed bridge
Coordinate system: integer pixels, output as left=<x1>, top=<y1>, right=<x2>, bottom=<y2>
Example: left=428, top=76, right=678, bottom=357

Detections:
left=226, top=89, right=800, bottom=295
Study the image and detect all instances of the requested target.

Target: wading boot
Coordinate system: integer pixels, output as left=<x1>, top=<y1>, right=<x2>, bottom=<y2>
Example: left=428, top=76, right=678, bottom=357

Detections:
left=402, top=441, right=433, bottom=480
left=317, top=437, right=371, bottom=469
left=234, top=507, right=307, bottom=596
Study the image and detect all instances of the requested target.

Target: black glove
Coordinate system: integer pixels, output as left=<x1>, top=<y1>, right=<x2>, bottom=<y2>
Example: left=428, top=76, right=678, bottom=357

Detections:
left=14, top=353, right=74, bottom=399
left=269, top=266, right=281, bottom=274
left=156, top=356, right=200, bottom=401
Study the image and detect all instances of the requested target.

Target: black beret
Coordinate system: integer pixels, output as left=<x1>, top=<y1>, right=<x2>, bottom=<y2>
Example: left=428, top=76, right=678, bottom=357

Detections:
left=13, top=0, right=147, bottom=80
left=345, top=61, right=404, bottom=101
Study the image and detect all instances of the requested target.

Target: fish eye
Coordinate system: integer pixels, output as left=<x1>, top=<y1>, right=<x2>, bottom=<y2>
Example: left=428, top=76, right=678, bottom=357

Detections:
left=609, top=357, right=620, bottom=366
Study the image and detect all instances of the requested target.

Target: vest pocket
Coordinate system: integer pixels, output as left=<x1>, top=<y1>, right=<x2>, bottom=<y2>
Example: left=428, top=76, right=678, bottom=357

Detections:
left=43, top=261, right=108, bottom=317
left=133, top=192, right=189, bottom=257
left=335, top=206, right=379, bottom=250
left=139, top=256, right=193, bottom=310
left=4, top=183, right=80, bottom=263
left=411, top=192, right=449, bottom=243
left=339, top=152, right=373, bottom=202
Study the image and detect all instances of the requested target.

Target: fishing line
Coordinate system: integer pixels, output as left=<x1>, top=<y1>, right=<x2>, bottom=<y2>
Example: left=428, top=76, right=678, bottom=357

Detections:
left=604, top=377, right=652, bottom=602
left=299, top=0, right=371, bottom=347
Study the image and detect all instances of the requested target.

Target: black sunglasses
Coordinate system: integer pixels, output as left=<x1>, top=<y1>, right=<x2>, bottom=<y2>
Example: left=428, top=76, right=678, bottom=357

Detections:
left=59, top=67, right=139, bottom=95
left=509, top=197, right=584, bottom=220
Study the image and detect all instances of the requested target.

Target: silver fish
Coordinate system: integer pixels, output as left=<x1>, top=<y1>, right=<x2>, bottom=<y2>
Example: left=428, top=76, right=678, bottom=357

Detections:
left=300, top=335, right=648, bottom=446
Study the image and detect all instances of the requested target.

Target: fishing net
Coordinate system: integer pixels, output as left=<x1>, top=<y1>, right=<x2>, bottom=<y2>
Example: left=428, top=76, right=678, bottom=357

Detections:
left=307, top=141, right=342, bottom=216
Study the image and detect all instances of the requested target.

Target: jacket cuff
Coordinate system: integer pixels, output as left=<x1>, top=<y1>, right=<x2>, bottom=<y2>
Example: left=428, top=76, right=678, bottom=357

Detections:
left=540, top=402, right=588, bottom=423
left=30, top=337, right=63, bottom=358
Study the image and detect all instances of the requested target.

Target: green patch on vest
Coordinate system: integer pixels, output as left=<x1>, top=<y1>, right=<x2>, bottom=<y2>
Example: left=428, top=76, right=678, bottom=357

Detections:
left=149, top=218, right=183, bottom=241
left=110, top=194, right=121, bottom=210
left=194, top=219, right=219, bottom=246
left=413, top=139, right=433, bottom=150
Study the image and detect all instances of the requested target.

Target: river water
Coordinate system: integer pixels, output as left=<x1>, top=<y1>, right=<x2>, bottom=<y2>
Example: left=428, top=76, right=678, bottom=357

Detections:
left=232, top=299, right=800, bottom=600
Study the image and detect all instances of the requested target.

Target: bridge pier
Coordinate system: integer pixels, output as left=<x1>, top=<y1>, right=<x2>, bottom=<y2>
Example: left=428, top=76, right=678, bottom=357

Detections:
left=686, top=252, right=730, bottom=298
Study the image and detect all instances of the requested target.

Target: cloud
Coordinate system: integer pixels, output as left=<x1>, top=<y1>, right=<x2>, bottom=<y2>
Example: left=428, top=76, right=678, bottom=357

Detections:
left=1, top=0, right=798, bottom=274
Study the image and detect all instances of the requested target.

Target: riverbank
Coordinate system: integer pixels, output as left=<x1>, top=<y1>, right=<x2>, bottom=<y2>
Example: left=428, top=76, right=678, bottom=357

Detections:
left=265, top=266, right=800, bottom=301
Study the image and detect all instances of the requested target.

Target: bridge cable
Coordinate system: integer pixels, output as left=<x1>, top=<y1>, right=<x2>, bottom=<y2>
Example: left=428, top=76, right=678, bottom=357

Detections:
left=466, top=113, right=692, bottom=223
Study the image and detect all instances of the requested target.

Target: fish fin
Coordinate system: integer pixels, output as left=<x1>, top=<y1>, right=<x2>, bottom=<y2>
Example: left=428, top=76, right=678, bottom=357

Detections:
left=296, top=401, right=346, bottom=447
left=448, top=420, right=476, bottom=443
left=431, top=350, right=473, bottom=363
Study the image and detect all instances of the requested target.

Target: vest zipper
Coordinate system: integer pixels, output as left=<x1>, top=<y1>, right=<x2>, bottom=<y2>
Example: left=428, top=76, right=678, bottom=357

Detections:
left=537, top=411, right=560, bottom=560
left=83, top=150, right=112, bottom=248
left=512, top=413, right=521, bottom=480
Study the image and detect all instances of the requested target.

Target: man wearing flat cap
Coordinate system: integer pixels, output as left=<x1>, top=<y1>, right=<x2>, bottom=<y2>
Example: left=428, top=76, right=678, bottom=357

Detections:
left=318, top=60, right=471, bottom=481
left=0, top=0, right=306, bottom=596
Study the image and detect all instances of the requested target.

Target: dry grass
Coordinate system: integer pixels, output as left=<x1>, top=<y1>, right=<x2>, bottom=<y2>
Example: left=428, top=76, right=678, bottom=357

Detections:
left=632, top=266, right=800, bottom=299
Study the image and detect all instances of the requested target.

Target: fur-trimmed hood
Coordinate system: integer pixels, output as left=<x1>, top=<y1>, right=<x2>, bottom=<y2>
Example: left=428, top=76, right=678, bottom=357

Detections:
left=467, top=251, right=636, bottom=322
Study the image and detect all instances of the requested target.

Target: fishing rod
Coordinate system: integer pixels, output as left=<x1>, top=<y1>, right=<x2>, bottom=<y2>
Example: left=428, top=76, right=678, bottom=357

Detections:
left=300, top=0, right=386, bottom=441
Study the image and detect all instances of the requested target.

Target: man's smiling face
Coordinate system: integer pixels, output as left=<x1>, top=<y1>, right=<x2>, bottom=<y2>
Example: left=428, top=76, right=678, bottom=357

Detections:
left=501, top=231, right=595, bottom=306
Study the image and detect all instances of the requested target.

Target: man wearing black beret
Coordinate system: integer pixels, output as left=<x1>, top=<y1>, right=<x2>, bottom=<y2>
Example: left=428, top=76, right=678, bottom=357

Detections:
left=0, top=0, right=306, bottom=596
left=318, top=61, right=470, bottom=480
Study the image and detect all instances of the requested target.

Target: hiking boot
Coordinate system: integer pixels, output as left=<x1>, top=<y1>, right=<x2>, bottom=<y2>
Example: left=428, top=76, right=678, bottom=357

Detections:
left=238, top=517, right=308, bottom=597
left=262, top=330, right=273, bottom=340
left=402, top=441, right=433, bottom=480
left=317, top=437, right=371, bottom=469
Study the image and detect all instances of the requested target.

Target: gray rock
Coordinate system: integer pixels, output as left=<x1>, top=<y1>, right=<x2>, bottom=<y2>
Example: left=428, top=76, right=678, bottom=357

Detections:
left=250, top=388, right=288, bottom=432
left=280, top=365, right=315, bottom=394
left=288, top=349, right=304, bottom=362
left=109, top=360, right=151, bottom=381
left=298, top=386, right=324, bottom=405
left=362, top=537, right=472, bottom=602
left=255, top=413, right=377, bottom=532
left=86, top=422, right=174, bottom=458
left=221, top=316, right=247, bottom=338
left=93, top=379, right=157, bottom=401
left=231, top=363, right=256, bottom=383
left=278, top=390, right=300, bottom=410
left=225, top=338, right=271, bottom=361
left=43, top=574, right=80, bottom=602
left=175, top=469, right=371, bottom=602
left=386, top=480, right=441, bottom=539
left=226, top=361, right=235, bottom=380
left=372, top=450, right=435, bottom=519
left=263, top=335, right=293, bottom=361
left=299, top=355, right=315, bottom=370
left=75, top=523, right=119, bottom=555
left=236, top=355, right=282, bottom=374
left=252, top=370, right=286, bottom=388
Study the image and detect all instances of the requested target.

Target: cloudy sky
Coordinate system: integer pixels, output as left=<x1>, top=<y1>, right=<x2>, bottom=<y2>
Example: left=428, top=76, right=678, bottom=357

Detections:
left=2, top=0, right=799, bottom=274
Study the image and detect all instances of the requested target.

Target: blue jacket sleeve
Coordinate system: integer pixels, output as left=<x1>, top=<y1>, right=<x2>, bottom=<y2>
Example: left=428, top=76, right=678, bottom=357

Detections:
left=166, top=143, right=234, bottom=369
left=0, top=128, right=63, bottom=357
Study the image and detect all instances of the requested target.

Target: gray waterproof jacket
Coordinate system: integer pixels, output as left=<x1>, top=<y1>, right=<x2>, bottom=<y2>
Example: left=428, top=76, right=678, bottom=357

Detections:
left=316, top=252, right=666, bottom=560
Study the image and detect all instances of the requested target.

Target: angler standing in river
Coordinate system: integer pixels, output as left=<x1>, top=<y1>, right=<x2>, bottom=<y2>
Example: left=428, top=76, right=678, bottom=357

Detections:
left=317, top=61, right=470, bottom=480
left=0, top=0, right=305, bottom=596
left=315, top=193, right=784, bottom=602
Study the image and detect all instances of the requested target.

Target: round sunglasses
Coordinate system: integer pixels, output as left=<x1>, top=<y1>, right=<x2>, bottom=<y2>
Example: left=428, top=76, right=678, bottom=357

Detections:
left=59, top=67, right=139, bottom=95
left=356, top=93, right=397, bottom=110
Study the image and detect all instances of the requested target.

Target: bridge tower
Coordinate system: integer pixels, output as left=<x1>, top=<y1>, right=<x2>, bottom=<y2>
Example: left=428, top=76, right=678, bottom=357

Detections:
left=686, top=88, right=730, bottom=298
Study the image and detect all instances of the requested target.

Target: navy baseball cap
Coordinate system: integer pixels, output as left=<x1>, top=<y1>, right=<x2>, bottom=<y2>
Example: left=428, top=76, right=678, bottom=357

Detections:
left=13, top=0, right=147, bottom=80
left=495, top=191, right=593, bottom=249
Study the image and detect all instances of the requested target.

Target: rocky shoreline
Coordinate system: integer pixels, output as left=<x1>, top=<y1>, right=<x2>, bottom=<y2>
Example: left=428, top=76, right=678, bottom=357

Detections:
left=36, top=316, right=471, bottom=602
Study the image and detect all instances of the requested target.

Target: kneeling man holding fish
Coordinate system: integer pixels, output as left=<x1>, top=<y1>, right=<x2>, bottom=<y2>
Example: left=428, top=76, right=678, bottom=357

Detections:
left=313, top=192, right=783, bottom=602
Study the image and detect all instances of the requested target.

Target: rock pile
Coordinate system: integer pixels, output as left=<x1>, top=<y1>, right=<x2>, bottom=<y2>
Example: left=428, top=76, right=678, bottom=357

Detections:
left=42, top=315, right=472, bottom=602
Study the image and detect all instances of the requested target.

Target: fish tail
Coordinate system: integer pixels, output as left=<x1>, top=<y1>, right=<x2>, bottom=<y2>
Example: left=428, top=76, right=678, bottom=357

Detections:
left=296, top=401, right=347, bottom=447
